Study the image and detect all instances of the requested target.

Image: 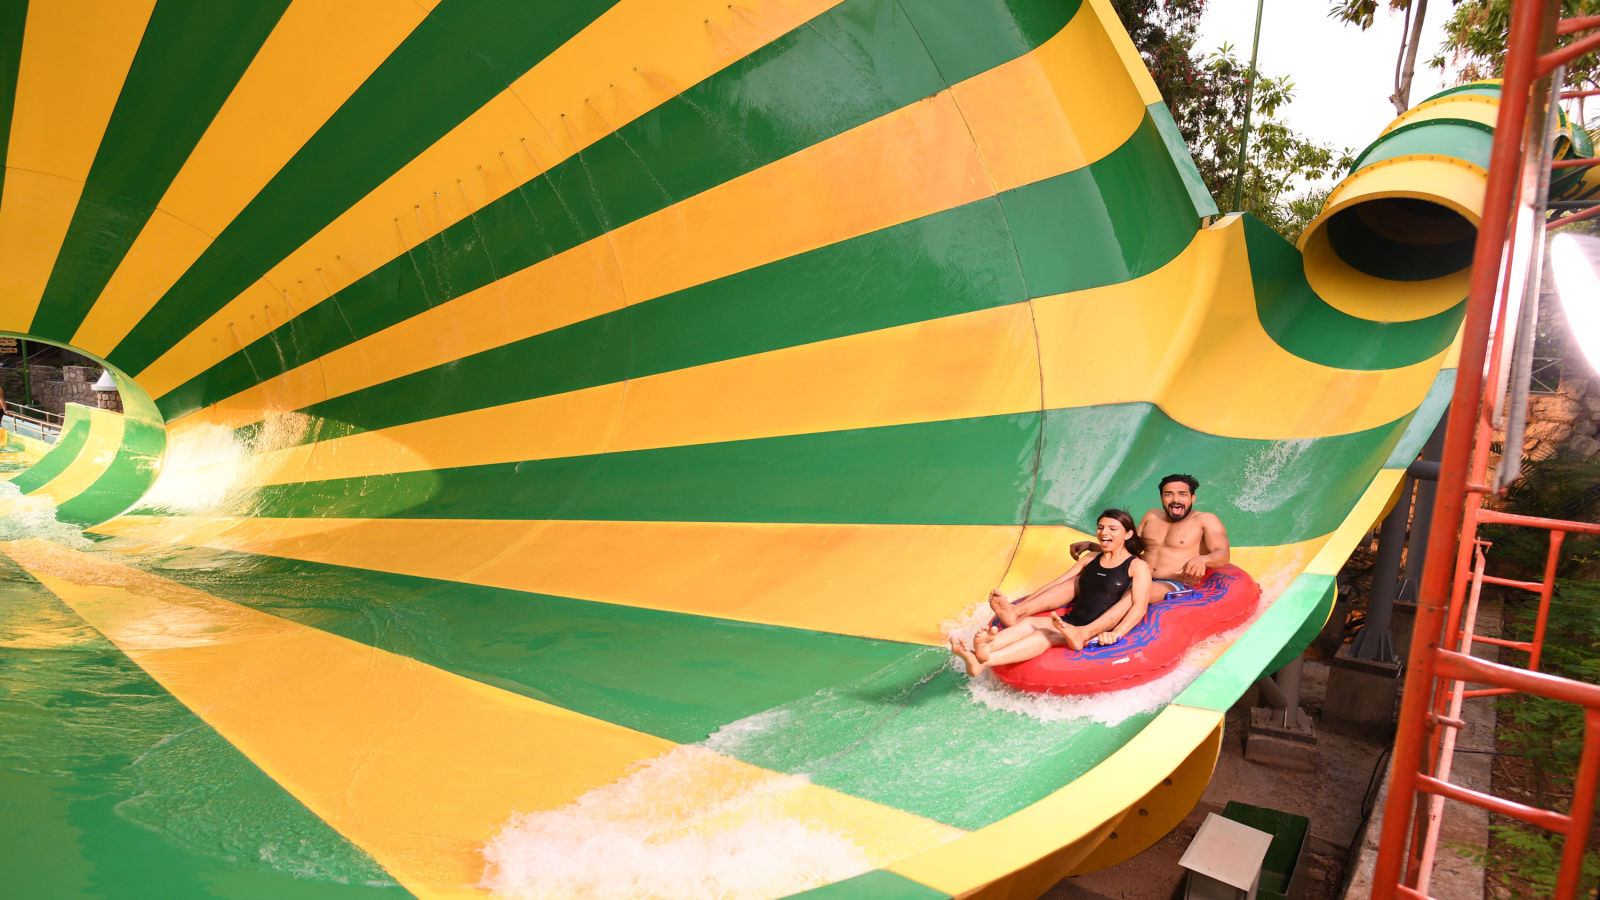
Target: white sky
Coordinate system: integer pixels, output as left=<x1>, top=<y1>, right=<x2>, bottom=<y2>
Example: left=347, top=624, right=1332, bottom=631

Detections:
left=1194, top=1, right=1454, bottom=154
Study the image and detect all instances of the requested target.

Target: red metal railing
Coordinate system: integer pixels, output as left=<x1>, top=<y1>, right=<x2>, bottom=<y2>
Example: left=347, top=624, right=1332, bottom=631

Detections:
left=1372, top=3, right=1600, bottom=897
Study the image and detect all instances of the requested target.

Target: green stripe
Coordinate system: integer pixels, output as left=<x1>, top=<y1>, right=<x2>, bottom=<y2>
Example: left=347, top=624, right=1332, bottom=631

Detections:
left=1176, top=574, right=1336, bottom=711
left=1150, top=100, right=1218, bottom=219
left=136, top=0, right=1087, bottom=412
left=110, top=545, right=916, bottom=745
left=783, top=870, right=948, bottom=899
left=158, top=113, right=1191, bottom=424
left=1032, top=404, right=1410, bottom=547
left=9, top=406, right=92, bottom=493
left=896, top=0, right=1081, bottom=84
left=997, top=115, right=1196, bottom=296
left=107, top=0, right=620, bottom=375
left=155, top=414, right=1045, bottom=527
left=0, top=556, right=408, bottom=899
left=52, top=417, right=165, bottom=526
left=1246, top=216, right=1465, bottom=369
left=165, top=399, right=1409, bottom=547
left=26, top=0, right=291, bottom=342
left=0, top=0, right=27, bottom=215
left=1350, top=118, right=1493, bottom=172
left=95, top=535, right=1154, bottom=830
left=236, top=198, right=1027, bottom=442
left=1383, top=368, right=1454, bottom=468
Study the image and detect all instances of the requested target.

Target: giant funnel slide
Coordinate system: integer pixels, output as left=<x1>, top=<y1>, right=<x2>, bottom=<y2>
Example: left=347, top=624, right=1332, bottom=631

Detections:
left=0, top=1, right=1491, bottom=898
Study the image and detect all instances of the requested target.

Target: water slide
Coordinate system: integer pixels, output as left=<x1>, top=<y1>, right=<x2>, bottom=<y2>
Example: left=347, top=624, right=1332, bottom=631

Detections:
left=0, top=1, right=1492, bottom=897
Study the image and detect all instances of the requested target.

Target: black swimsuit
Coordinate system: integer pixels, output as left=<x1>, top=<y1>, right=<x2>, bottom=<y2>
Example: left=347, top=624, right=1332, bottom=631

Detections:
left=1064, top=554, right=1135, bottom=626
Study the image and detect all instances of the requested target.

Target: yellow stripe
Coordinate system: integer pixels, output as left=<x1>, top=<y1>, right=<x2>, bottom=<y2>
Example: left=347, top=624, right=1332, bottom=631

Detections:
left=218, top=302, right=1042, bottom=487
left=69, top=0, right=441, bottom=358
left=2, top=430, right=50, bottom=462
left=176, top=225, right=1448, bottom=498
left=133, top=0, right=843, bottom=400
left=1380, top=93, right=1498, bottom=136
left=1038, top=219, right=1453, bottom=439
left=0, top=0, right=155, bottom=333
left=157, top=5, right=1149, bottom=424
left=90, top=514, right=1328, bottom=648
left=3, top=538, right=959, bottom=898
left=26, top=408, right=125, bottom=505
left=952, top=0, right=1145, bottom=192
left=1085, top=0, right=1162, bottom=106
left=1304, top=468, right=1404, bottom=577
left=90, top=516, right=1020, bottom=644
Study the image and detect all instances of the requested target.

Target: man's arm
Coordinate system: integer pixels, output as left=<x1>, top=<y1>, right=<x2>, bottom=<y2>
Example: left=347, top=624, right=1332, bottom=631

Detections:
left=1181, top=513, right=1231, bottom=578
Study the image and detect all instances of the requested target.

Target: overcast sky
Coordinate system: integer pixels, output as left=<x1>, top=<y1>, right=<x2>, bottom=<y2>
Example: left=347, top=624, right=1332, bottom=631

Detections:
left=1194, top=2, right=1453, bottom=155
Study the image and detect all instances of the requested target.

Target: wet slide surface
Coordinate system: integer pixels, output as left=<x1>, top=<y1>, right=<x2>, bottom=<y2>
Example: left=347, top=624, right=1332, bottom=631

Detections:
left=0, top=1, right=1483, bottom=897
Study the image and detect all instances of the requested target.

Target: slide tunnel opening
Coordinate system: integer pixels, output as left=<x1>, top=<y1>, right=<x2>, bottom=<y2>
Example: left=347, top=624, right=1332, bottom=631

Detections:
left=0, top=334, right=168, bottom=526
left=1323, top=196, right=1477, bottom=282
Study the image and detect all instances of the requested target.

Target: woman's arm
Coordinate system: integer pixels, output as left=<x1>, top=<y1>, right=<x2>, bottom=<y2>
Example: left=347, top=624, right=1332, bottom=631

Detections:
left=1002, top=553, right=1094, bottom=619
left=1102, top=559, right=1153, bottom=643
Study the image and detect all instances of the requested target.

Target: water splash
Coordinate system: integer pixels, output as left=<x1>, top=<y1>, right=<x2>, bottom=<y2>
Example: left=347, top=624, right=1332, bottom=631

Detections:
left=0, top=481, right=92, bottom=550
left=134, top=412, right=313, bottom=516
left=1235, top=438, right=1314, bottom=514
left=481, top=745, right=872, bottom=900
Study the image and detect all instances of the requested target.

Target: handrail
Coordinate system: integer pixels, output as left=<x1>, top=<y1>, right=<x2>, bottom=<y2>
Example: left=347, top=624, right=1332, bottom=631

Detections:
left=6, top=402, right=63, bottom=428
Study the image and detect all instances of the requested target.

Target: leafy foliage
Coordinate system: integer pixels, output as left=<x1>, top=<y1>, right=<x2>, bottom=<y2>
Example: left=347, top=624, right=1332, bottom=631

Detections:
left=1109, top=0, right=1355, bottom=241
left=1469, top=824, right=1600, bottom=897
left=1463, top=581, right=1600, bottom=896
left=1432, top=0, right=1600, bottom=90
left=1481, top=451, right=1600, bottom=579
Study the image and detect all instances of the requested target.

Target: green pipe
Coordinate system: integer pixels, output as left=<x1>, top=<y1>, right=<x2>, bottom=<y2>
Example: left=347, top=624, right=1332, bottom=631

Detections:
left=18, top=338, right=29, bottom=406
left=1232, top=0, right=1266, bottom=212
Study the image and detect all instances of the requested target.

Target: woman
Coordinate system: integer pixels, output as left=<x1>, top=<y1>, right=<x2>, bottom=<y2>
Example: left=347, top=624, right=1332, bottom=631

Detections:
left=949, top=509, right=1152, bottom=678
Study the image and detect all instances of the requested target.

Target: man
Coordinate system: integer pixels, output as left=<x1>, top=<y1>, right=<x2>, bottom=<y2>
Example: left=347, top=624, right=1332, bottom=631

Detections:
left=986, top=473, right=1230, bottom=644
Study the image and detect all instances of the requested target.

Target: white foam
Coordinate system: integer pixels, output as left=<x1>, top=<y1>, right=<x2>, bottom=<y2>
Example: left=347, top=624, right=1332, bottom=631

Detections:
left=135, top=412, right=312, bottom=515
left=960, top=660, right=1204, bottom=725
left=1235, top=438, right=1313, bottom=514
left=0, top=481, right=92, bottom=550
left=481, top=745, right=872, bottom=900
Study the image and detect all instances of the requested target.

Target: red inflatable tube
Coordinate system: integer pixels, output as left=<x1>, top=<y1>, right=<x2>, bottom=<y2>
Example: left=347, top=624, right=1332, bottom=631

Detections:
left=992, top=564, right=1262, bottom=696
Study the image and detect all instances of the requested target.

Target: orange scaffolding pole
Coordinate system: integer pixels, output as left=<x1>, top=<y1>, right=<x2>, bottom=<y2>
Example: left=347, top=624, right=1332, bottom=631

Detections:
left=1372, top=3, right=1600, bottom=896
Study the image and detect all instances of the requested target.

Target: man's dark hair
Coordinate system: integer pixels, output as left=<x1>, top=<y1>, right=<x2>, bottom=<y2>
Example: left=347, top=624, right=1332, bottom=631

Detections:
left=1158, top=473, right=1199, bottom=493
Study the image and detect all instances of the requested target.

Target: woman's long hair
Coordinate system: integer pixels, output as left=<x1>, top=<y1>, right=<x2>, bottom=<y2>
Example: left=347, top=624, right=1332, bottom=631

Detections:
left=1097, top=508, right=1145, bottom=557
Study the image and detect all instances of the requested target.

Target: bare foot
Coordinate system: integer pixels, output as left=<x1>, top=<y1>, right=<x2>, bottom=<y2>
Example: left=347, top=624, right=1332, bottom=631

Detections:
left=988, top=589, right=1018, bottom=627
left=949, top=635, right=985, bottom=677
left=973, top=625, right=996, bottom=663
left=1050, top=614, right=1085, bottom=651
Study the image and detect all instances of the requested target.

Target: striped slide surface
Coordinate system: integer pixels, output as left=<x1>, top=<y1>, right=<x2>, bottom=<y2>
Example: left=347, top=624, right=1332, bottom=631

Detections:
left=0, top=1, right=1489, bottom=897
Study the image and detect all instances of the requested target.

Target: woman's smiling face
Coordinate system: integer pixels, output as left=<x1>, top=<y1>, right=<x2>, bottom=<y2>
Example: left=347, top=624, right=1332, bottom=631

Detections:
left=1096, top=516, right=1130, bottom=550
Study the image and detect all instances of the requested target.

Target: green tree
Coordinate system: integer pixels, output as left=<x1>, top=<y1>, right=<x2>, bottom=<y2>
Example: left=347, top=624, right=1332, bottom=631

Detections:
left=1430, top=0, right=1600, bottom=92
left=1109, top=1, right=1355, bottom=240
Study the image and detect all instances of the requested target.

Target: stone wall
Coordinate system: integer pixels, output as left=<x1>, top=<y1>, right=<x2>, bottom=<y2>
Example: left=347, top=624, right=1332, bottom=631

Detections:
left=35, top=366, right=99, bottom=415
left=1519, top=329, right=1599, bottom=461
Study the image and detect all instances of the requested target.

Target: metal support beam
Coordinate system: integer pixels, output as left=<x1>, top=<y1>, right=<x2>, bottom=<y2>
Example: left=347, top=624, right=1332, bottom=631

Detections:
left=1352, top=476, right=1414, bottom=663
